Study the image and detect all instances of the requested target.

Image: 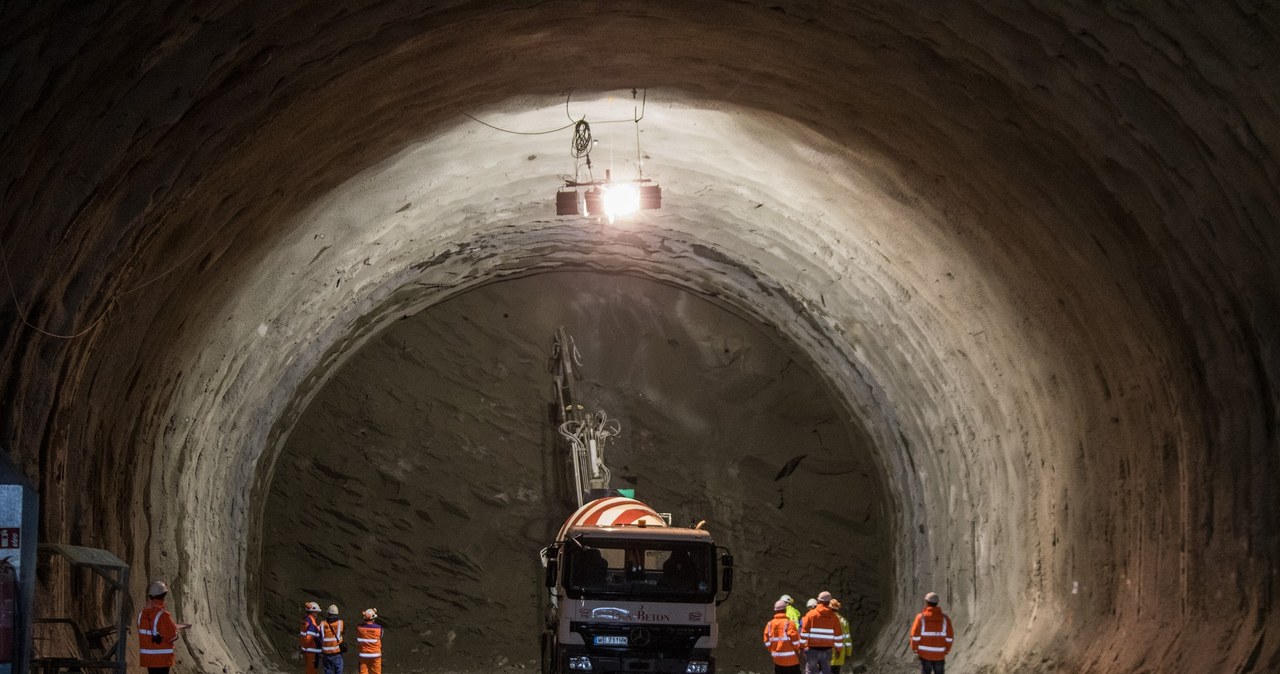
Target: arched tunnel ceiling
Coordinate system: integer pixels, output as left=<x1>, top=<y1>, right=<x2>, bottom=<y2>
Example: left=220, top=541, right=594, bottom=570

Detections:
left=1, top=2, right=1278, bottom=673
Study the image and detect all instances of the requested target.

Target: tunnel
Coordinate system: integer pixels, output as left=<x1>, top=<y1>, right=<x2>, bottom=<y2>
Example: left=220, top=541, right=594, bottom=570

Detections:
left=2, top=2, right=1278, bottom=673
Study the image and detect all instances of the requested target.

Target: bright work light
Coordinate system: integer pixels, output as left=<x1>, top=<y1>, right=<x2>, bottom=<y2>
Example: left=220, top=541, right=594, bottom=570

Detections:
left=548, top=89, right=660, bottom=220
left=602, top=183, right=640, bottom=221
left=563, top=179, right=659, bottom=221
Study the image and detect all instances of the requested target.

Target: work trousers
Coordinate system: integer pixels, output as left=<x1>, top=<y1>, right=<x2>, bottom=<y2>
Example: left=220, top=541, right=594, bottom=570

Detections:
left=804, top=647, right=833, bottom=674
left=359, top=657, right=382, bottom=674
left=323, top=653, right=344, bottom=674
left=304, top=652, right=322, bottom=674
left=774, top=663, right=801, bottom=674
left=919, top=658, right=945, bottom=674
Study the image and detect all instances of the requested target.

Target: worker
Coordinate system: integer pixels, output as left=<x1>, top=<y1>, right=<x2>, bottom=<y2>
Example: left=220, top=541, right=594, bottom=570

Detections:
left=828, top=598, right=852, bottom=674
left=800, top=598, right=817, bottom=650
left=909, top=592, right=954, bottom=674
left=137, top=580, right=189, bottom=674
left=763, top=598, right=804, bottom=674
left=320, top=604, right=347, bottom=674
left=355, top=608, right=384, bottom=674
left=299, top=601, right=324, bottom=674
left=778, top=594, right=803, bottom=629
left=799, top=590, right=843, bottom=674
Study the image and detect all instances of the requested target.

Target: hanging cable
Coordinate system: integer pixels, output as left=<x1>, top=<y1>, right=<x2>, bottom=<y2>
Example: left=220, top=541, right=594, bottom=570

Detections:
left=570, top=119, right=593, bottom=158
left=0, top=213, right=233, bottom=340
left=566, top=89, right=647, bottom=125
left=462, top=113, right=574, bottom=136
left=632, top=87, right=647, bottom=122
left=0, top=233, right=115, bottom=339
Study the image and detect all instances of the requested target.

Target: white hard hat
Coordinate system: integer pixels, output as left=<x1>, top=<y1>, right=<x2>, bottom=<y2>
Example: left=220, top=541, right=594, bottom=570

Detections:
left=362, top=608, right=377, bottom=620
left=304, top=601, right=321, bottom=612
left=148, top=580, right=169, bottom=597
left=327, top=604, right=340, bottom=615
left=817, top=590, right=833, bottom=603
left=925, top=591, right=940, bottom=605
left=806, top=598, right=818, bottom=609
left=779, top=594, right=794, bottom=604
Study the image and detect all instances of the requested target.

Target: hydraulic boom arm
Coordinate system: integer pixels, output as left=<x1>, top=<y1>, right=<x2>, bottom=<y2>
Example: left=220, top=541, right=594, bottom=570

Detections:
left=549, top=327, right=620, bottom=508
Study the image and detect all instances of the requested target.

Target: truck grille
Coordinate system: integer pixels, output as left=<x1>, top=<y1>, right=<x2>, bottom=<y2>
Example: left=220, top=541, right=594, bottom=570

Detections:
left=570, top=621, right=711, bottom=654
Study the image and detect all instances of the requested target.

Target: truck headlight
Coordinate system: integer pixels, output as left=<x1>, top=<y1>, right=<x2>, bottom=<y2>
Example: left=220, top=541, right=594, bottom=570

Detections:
left=685, top=662, right=710, bottom=674
left=568, top=656, right=593, bottom=671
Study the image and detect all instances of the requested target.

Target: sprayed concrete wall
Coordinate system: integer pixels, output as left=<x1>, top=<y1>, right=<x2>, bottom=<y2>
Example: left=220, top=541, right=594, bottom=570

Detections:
left=1, top=2, right=1277, bottom=672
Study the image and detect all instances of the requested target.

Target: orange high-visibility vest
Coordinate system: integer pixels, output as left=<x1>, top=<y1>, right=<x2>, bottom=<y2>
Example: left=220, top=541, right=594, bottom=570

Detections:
left=137, top=599, right=178, bottom=667
left=321, top=619, right=345, bottom=655
left=910, top=606, right=954, bottom=661
left=299, top=615, right=323, bottom=654
left=356, top=622, right=383, bottom=659
left=800, top=604, right=843, bottom=649
left=762, top=613, right=802, bottom=666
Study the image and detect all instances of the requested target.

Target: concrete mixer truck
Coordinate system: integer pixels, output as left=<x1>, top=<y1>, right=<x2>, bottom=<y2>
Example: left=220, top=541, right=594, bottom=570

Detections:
left=540, top=329, right=734, bottom=674
left=540, top=496, right=734, bottom=674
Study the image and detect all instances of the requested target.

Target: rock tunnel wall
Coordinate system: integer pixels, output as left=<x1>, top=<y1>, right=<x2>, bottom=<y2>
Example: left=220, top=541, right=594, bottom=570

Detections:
left=1, top=2, right=1278, bottom=673
left=257, top=271, right=893, bottom=672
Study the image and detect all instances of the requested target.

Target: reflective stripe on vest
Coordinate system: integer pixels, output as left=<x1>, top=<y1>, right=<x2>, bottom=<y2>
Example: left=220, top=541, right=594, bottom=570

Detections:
left=357, top=623, right=382, bottom=658
left=301, top=616, right=324, bottom=653
left=138, top=605, right=176, bottom=666
left=804, top=626, right=836, bottom=646
left=801, top=607, right=842, bottom=648
left=137, top=608, right=163, bottom=636
left=764, top=616, right=801, bottom=666
left=914, top=612, right=952, bottom=657
left=321, top=620, right=344, bottom=654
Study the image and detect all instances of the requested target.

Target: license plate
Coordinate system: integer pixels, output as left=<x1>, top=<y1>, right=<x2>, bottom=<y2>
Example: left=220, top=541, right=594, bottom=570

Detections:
left=594, top=635, right=628, bottom=646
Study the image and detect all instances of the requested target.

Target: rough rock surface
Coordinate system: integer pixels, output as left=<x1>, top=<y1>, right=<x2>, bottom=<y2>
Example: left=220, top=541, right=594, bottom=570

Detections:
left=261, top=272, right=889, bottom=672
left=1, top=2, right=1277, bottom=674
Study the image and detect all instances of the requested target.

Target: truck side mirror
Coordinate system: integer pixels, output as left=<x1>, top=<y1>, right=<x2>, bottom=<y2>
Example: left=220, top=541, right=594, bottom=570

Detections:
left=720, top=553, right=734, bottom=593
left=545, top=547, right=559, bottom=588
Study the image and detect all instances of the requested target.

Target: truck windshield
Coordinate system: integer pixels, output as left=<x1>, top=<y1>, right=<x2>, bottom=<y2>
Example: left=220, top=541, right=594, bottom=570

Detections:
left=563, top=538, right=715, bottom=602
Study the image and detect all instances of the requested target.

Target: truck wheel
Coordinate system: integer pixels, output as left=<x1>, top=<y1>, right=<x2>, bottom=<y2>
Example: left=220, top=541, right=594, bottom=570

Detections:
left=541, top=630, right=556, bottom=674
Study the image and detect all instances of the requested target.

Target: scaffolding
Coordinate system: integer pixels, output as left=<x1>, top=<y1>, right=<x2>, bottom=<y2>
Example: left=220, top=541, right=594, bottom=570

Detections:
left=29, top=544, right=129, bottom=674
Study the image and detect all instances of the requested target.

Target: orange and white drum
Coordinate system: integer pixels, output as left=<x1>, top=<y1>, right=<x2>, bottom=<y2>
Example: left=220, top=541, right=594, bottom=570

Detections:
left=556, top=497, right=666, bottom=541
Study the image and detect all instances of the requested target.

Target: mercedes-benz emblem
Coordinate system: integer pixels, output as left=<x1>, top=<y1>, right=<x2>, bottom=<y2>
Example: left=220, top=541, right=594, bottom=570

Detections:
left=629, top=627, right=651, bottom=647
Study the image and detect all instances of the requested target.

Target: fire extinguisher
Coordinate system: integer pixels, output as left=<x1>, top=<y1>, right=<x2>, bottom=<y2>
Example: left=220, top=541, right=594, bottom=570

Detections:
left=0, top=557, right=14, bottom=664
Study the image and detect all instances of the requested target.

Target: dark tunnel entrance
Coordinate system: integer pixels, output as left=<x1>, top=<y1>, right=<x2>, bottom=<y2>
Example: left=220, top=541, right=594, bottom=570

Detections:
left=258, top=271, right=893, bottom=672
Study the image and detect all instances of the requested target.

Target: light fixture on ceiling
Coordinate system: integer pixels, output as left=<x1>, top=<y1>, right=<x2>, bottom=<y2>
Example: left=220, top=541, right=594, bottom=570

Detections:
left=558, top=170, right=661, bottom=220
left=555, top=89, right=661, bottom=222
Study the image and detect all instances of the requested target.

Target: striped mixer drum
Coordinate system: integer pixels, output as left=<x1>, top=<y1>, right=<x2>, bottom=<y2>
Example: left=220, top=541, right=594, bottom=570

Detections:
left=555, top=496, right=666, bottom=541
